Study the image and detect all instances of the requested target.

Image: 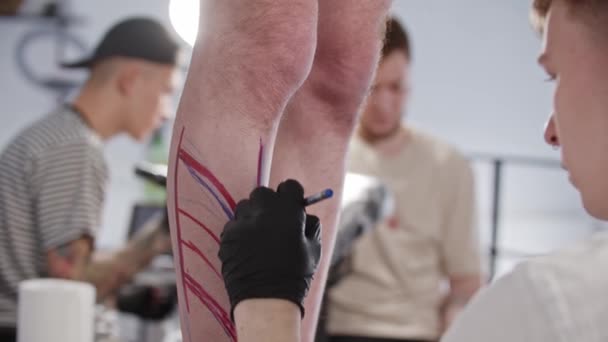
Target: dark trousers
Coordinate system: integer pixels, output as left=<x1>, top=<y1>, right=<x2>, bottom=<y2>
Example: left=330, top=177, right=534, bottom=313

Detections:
left=330, top=336, right=434, bottom=342
left=0, top=326, right=16, bottom=342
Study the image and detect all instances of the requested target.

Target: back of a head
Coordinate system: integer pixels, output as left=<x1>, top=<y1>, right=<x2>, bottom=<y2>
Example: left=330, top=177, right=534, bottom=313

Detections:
left=64, top=17, right=180, bottom=85
left=87, top=58, right=124, bottom=88
left=383, top=17, right=411, bottom=61
left=69, top=18, right=181, bottom=141
left=67, top=17, right=181, bottom=100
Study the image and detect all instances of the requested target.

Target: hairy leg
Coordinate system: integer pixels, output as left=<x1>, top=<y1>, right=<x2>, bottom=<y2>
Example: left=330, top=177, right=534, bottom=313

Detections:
left=269, top=1, right=392, bottom=340
left=167, top=1, right=317, bottom=341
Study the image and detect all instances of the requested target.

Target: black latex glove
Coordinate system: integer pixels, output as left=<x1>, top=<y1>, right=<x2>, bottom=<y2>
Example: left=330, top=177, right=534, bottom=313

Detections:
left=219, top=179, right=322, bottom=320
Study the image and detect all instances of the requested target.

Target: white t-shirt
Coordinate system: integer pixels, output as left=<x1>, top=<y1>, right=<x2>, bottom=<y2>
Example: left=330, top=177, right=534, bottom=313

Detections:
left=442, top=232, right=608, bottom=342
left=327, top=128, right=482, bottom=340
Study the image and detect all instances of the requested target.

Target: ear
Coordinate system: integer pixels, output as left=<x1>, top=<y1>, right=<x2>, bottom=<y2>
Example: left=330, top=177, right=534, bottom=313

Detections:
left=116, top=63, right=141, bottom=97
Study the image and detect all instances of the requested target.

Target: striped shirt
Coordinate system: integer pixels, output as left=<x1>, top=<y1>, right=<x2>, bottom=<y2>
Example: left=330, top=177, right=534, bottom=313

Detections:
left=0, top=106, right=108, bottom=327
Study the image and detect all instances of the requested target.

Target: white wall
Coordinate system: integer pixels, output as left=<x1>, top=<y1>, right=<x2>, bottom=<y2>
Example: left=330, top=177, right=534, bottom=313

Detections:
left=393, top=1, right=551, bottom=155
left=0, top=1, right=597, bottom=263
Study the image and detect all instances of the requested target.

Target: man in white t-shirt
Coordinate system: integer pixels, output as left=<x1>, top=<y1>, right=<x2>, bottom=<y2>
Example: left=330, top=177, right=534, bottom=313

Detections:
left=441, top=1, right=608, bottom=341
left=325, top=18, right=484, bottom=342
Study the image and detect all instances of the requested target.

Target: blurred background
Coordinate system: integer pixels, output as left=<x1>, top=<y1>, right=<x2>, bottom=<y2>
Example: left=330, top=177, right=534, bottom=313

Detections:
left=0, top=0, right=600, bottom=340
left=1, top=0, right=595, bottom=273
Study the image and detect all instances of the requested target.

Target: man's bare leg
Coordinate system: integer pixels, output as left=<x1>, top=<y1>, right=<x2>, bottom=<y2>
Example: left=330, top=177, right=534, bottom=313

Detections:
left=167, top=1, right=317, bottom=341
left=269, top=1, right=392, bottom=340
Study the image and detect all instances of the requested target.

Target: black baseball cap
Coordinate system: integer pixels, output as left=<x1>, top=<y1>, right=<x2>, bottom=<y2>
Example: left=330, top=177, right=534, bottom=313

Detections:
left=62, top=17, right=180, bottom=69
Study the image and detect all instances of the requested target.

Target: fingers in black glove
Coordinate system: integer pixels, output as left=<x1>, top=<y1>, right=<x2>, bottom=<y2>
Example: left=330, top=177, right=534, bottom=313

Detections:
left=277, top=179, right=305, bottom=200
left=219, top=179, right=322, bottom=320
left=305, top=214, right=321, bottom=241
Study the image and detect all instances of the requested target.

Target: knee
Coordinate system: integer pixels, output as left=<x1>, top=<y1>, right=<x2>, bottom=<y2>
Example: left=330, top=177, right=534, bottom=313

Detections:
left=307, top=9, right=390, bottom=129
left=210, top=0, right=318, bottom=99
left=247, top=17, right=317, bottom=94
left=305, top=42, right=383, bottom=133
left=312, top=47, right=381, bottom=108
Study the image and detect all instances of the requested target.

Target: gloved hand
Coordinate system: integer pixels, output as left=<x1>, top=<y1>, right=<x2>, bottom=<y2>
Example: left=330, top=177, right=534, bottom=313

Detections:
left=219, top=179, right=322, bottom=320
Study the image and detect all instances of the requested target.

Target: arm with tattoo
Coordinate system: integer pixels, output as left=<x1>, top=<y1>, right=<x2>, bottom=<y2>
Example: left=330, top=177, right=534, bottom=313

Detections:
left=46, top=213, right=172, bottom=300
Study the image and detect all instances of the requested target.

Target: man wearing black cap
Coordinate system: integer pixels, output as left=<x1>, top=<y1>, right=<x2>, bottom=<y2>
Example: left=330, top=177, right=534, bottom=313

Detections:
left=0, top=17, right=181, bottom=340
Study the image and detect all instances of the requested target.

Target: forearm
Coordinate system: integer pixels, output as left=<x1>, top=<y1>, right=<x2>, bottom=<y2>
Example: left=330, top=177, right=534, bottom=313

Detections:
left=444, top=291, right=474, bottom=310
left=234, top=299, right=301, bottom=342
left=48, top=220, right=170, bottom=300
left=77, top=256, right=129, bottom=300
left=115, top=220, right=170, bottom=274
left=442, top=293, right=469, bottom=329
left=442, top=275, right=483, bottom=331
left=90, top=226, right=169, bottom=298
left=86, top=249, right=156, bottom=298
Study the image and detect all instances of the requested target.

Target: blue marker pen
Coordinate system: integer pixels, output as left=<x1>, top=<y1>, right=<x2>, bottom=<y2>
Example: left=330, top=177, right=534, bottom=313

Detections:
left=303, top=189, right=334, bottom=206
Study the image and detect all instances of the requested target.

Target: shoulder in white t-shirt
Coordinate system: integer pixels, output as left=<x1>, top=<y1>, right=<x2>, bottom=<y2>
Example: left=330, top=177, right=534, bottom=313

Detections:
left=442, top=232, right=608, bottom=342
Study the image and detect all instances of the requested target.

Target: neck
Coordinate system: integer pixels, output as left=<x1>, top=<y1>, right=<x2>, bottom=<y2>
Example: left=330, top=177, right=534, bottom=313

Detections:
left=359, top=125, right=411, bottom=156
left=72, top=84, right=123, bottom=140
